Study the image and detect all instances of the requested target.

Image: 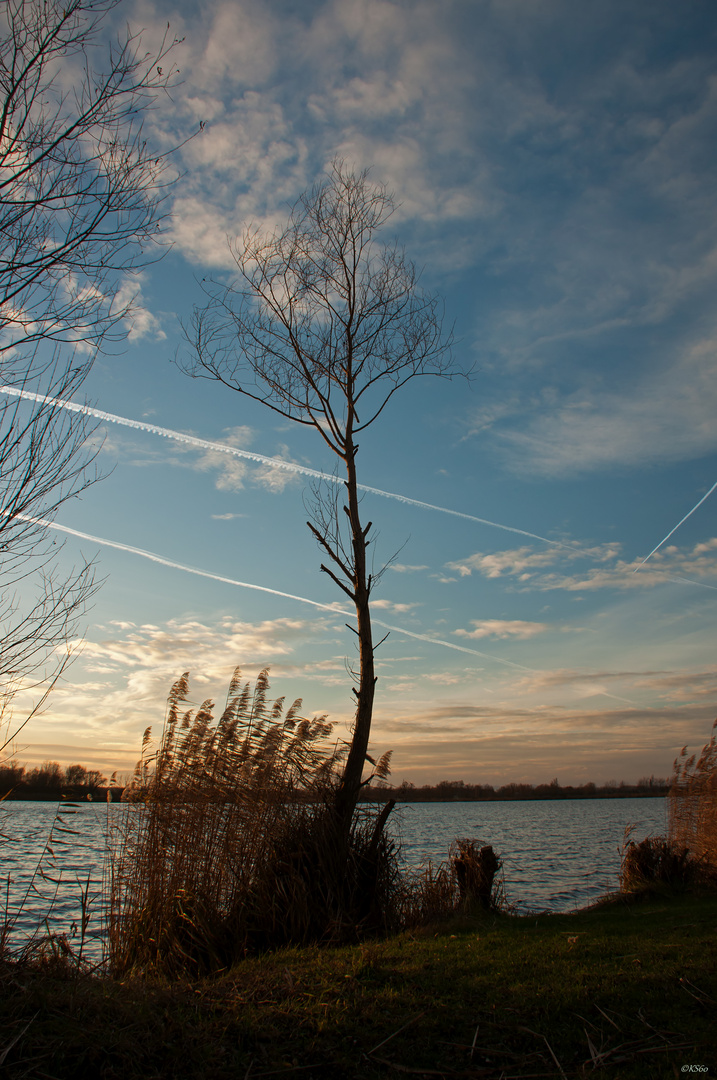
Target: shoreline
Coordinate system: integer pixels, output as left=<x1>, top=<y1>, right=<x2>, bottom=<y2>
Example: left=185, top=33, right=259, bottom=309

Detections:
left=0, top=788, right=668, bottom=802
left=1, top=891, right=714, bottom=1078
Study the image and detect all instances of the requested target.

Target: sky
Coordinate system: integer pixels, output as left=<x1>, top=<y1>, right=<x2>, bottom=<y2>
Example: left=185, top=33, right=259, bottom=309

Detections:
left=8, top=0, right=717, bottom=786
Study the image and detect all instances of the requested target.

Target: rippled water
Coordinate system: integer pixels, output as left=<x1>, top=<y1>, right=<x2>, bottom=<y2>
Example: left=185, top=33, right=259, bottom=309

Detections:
left=392, top=797, right=666, bottom=913
left=0, top=797, right=666, bottom=958
left=0, top=800, right=113, bottom=960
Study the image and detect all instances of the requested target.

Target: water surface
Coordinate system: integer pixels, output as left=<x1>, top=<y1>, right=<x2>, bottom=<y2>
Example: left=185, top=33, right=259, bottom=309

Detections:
left=0, top=796, right=666, bottom=958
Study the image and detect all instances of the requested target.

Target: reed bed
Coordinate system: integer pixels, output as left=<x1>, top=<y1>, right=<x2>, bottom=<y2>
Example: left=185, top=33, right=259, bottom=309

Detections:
left=669, top=717, right=717, bottom=866
left=618, top=719, right=717, bottom=896
left=107, top=668, right=433, bottom=977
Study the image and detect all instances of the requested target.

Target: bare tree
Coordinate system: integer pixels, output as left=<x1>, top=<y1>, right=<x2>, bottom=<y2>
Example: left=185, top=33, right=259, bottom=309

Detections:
left=187, top=161, right=456, bottom=832
left=0, top=0, right=182, bottom=747
left=0, top=0, right=180, bottom=356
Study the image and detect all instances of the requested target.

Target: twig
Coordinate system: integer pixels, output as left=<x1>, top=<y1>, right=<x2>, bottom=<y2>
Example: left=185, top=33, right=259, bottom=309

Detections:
left=518, top=1028, right=567, bottom=1080
left=594, top=1004, right=622, bottom=1031
left=367, top=1011, right=426, bottom=1055
left=680, top=976, right=716, bottom=1005
left=470, top=1022, right=480, bottom=1061
left=371, top=1057, right=493, bottom=1076
left=0, top=1012, right=38, bottom=1066
left=584, top=1029, right=600, bottom=1066
left=253, top=1065, right=322, bottom=1077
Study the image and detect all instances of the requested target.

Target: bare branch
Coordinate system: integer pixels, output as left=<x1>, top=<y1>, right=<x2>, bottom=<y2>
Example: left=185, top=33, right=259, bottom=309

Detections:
left=182, top=158, right=458, bottom=831
left=0, top=0, right=182, bottom=731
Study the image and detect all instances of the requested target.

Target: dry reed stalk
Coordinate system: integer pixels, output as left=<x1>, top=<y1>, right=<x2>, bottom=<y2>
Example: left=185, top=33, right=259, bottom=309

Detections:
left=108, top=667, right=411, bottom=976
left=668, top=719, right=717, bottom=867
left=616, top=719, right=717, bottom=897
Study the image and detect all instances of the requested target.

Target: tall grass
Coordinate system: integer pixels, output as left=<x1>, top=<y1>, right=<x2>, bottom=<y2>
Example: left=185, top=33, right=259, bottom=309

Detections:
left=619, top=719, right=717, bottom=896
left=107, top=668, right=408, bottom=977
left=668, top=718, right=717, bottom=865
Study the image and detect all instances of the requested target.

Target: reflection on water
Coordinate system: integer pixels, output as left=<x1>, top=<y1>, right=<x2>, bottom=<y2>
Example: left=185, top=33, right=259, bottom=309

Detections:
left=0, top=796, right=666, bottom=958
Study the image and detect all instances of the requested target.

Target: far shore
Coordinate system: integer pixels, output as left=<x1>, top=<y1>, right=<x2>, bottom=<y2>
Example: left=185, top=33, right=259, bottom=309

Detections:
left=0, top=783, right=669, bottom=803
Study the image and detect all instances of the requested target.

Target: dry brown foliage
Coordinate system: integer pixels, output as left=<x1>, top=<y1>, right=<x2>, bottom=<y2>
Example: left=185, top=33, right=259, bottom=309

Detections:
left=668, top=718, right=717, bottom=866
left=107, top=668, right=411, bottom=977
left=618, top=720, right=717, bottom=896
left=619, top=832, right=694, bottom=893
left=451, top=839, right=503, bottom=911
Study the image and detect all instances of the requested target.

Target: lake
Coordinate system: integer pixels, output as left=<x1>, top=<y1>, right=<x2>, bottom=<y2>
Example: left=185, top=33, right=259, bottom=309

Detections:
left=0, top=797, right=666, bottom=959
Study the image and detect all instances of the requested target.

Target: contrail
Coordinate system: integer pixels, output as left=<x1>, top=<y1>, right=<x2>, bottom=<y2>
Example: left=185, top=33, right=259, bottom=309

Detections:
left=0, top=385, right=559, bottom=546
left=634, top=480, right=717, bottom=572
left=14, top=512, right=654, bottom=702
left=667, top=575, right=717, bottom=592
left=21, top=513, right=537, bottom=672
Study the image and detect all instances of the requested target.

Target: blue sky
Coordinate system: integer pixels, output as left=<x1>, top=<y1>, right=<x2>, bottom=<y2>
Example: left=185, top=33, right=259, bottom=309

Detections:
left=13, top=0, right=717, bottom=785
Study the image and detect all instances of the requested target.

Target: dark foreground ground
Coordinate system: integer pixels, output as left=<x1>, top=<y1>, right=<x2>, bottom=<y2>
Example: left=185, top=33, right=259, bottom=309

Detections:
left=1, top=892, right=715, bottom=1079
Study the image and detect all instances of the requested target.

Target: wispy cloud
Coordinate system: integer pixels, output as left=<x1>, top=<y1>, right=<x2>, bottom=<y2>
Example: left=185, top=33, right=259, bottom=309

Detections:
left=454, top=619, right=549, bottom=640
left=113, top=275, right=166, bottom=342
left=482, top=335, right=717, bottom=477
left=368, top=696, right=715, bottom=783
left=22, top=613, right=338, bottom=765
left=446, top=539, right=717, bottom=592
left=371, top=598, right=421, bottom=614
left=446, top=544, right=617, bottom=580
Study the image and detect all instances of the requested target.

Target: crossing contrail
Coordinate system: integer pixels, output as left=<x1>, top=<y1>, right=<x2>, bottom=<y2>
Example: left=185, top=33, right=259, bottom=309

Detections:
left=0, top=385, right=559, bottom=546
left=633, top=480, right=717, bottom=572
left=16, top=512, right=538, bottom=672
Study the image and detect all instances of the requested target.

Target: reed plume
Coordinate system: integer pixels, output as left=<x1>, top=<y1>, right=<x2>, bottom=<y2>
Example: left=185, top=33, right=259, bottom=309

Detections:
left=619, top=719, right=717, bottom=896
left=108, top=667, right=406, bottom=977
left=668, top=718, right=717, bottom=867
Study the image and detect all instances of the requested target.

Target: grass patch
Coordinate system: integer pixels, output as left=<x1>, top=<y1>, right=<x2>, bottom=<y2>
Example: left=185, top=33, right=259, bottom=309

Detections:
left=1, top=892, right=715, bottom=1078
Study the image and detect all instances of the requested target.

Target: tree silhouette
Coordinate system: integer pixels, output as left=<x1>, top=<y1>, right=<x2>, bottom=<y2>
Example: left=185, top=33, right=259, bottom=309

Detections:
left=187, top=160, right=457, bottom=832
left=0, top=0, right=182, bottom=748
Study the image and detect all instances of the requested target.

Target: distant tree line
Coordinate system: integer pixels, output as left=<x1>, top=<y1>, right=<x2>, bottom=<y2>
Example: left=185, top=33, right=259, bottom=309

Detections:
left=0, top=761, right=670, bottom=801
left=360, top=776, right=670, bottom=803
left=0, top=760, right=113, bottom=798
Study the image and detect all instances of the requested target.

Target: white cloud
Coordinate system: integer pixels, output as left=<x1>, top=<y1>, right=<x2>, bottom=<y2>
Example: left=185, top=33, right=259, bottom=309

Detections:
left=252, top=444, right=306, bottom=493
left=21, top=613, right=337, bottom=756
left=113, top=275, right=166, bottom=342
left=445, top=538, right=717, bottom=593
left=454, top=619, right=549, bottom=640
left=446, top=544, right=617, bottom=579
left=371, top=598, right=421, bottom=614
left=95, top=423, right=306, bottom=495
left=197, top=2, right=277, bottom=89
left=131, top=0, right=500, bottom=271
left=77, top=615, right=310, bottom=673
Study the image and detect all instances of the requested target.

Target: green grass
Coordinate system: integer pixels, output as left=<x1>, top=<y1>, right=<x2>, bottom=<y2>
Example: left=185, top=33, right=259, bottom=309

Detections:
left=2, top=893, right=716, bottom=1078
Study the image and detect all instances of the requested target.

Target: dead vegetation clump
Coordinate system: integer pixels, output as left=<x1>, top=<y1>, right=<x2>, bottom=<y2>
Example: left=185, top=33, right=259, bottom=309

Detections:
left=451, top=839, right=503, bottom=911
left=619, top=833, right=695, bottom=894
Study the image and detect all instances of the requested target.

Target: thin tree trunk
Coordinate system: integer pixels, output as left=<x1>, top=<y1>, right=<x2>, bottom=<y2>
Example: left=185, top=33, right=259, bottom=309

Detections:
left=333, top=443, right=377, bottom=832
